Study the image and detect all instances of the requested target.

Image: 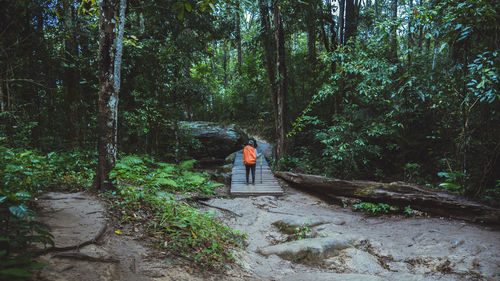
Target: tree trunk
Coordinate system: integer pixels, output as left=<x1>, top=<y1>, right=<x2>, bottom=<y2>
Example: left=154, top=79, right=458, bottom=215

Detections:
left=235, top=0, right=242, bottom=74
left=305, top=2, right=316, bottom=62
left=339, top=0, right=345, bottom=45
left=344, top=0, right=357, bottom=43
left=390, top=0, right=398, bottom=63
left=275, top=172, right=500, bottom=225
left=327, top=1, right=337, bottom=73
left=0, top=80, right=4, bottom=112
left=319, top=15, right=330, bottom=52
left=272, top=2, right=288, bottom=162
left=63, top=0, right=80, bottom=145
left=223, top=40, right=228, bottom=87
left=259, top=0, right=277, bottom=136
left=95, top=0, right=127, bottom=191
left=408, top=0, right=413, bottom=67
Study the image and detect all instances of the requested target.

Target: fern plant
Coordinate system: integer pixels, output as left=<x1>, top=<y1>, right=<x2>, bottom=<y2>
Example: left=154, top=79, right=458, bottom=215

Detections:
left=107, top=154, right=243, bottom=268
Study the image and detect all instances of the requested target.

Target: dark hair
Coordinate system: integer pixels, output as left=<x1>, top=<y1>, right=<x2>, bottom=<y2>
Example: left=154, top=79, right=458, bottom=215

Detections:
left=248, top=139, right=258, bottom=147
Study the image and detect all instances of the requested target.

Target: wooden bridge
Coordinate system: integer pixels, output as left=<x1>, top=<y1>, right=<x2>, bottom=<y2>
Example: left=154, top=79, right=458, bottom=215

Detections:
left=230, top=152, right=284, bottom=196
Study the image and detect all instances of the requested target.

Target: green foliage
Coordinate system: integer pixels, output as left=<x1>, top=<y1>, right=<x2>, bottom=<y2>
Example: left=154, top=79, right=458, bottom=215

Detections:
left=111, top=155, right=220, bottom=195
left=107, top=154, right=243, bottom=268
left=0, top=146, right=96, bottom=280
left=466, top=51, right=499, bottom=103
left=353, top=202, right=390, bottom=216
left=438, top=171, right=467, bottom=194
left=286, top=0, right=500, bottom=195
left=277, top=156, right=301, bottom=172
left=404, top=205, right=413, bottom=216
left=482, top=180, right=500, bottom=207
left=293, top=224, right=311, bottom=241
left=404, top=163, right=422, bottom=183
left=0, top=146, right=68, bottom=280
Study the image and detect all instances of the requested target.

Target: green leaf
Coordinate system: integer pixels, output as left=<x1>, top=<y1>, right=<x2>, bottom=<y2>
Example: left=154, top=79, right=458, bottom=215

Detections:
left=177, top=9, right=184, bottom=20
left=0, top=268, right=32, bottom=277
left=9, top=205, right=29, bottom=218
left=179, top=159, right=196, bottom=170
left=20, top=151, right=32, bottom=158
left=439, top=182, right=461, bottom=189
left=185, top=3, right=192, bottom=12
left=438, top=42, right=447, bottom=53
left=437, top=172, right=449, bottom=178
left=28, top=262, right=47, bottom=269
left=15, top=192, right=31, bottom=200
left=156, top=178, right=178, bottom=187
left=205, top=182, right=224, bottom=188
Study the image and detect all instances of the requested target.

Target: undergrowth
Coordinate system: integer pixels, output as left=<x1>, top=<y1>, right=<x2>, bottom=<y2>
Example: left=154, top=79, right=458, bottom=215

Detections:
left=107, top=155, right=245, bottom=269
left=353, top=202, right=415, bottom=217
left=1, top=145, right=245, bottom=277
left=0, top=145, right=94, bottom=280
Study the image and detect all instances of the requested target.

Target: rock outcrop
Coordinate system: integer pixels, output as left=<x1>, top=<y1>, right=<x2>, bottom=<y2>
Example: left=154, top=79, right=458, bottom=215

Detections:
left=180, top=121, right=250, bottom=160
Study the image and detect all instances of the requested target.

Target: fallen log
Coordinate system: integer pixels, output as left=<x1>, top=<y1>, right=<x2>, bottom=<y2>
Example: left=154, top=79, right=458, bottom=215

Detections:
left=275, top=171, right=500, bottom=225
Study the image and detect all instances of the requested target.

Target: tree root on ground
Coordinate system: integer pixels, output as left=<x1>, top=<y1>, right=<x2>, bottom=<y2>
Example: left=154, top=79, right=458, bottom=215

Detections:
left=35, top=224, right=108, bottom=256
left=52, top=252, right=119, bottom=263
left=196, top=201, right=243, bottom=217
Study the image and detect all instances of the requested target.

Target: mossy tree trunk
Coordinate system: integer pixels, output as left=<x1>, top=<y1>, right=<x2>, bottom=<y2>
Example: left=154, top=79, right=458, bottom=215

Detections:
left=95, top=0, right=127, bottom=191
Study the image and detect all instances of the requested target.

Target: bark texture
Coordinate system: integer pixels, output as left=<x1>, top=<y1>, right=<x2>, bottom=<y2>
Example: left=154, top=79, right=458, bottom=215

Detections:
left=305, top=2, right=316, bottom=62
left=236, top=0, right=242, bottom=74
left=339, top=0, right=345, bottom=45
left=63, top=0, right=80, bottom=145
left=95, top=0, right=126, bottom=190
left=272, top=2, right=288, bottom=162
left=275, top=171, right=500, bottom=225
left=344, top=0, right=359, bottom=42
left=259, top=0, right=277, bottom=136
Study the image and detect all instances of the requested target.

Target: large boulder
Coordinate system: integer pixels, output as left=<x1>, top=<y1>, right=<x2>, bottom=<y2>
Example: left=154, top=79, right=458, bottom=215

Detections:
left=180, top=121, right=250, bottom=160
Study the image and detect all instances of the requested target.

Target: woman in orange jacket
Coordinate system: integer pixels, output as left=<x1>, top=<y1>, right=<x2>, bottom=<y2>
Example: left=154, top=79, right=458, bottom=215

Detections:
left=243, top=140, right=261, bottom=185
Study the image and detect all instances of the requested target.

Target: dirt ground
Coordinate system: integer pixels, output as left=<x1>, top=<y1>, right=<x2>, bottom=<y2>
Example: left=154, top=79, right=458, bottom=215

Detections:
left=33, top=186, right=500, bottom=281
left=33, top=138, right=500, bottom=280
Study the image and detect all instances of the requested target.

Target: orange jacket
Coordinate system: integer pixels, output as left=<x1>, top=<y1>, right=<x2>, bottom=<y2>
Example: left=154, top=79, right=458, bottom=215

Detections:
left=243, top=145, right=257, bottom=165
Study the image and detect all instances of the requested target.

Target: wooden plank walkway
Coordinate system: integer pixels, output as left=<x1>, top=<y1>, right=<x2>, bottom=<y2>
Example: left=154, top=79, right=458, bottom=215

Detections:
left=230, top=152, right=284, bottom=196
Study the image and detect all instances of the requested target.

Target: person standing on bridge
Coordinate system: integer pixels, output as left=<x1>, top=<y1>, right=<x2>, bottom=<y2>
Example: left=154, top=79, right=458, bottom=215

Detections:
left=243, top=140, right=261, bottom=185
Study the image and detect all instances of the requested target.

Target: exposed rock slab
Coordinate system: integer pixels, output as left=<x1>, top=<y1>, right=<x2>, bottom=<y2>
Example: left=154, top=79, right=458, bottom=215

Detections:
left=258, top=237, right=350, bottom=264
left=282, top=272, right=384, bottom=281
left=36, top=192, right=107, bottom=248
left=325, top=248, right=385, bottom=274
left=180, top=121, right=250, bottom=159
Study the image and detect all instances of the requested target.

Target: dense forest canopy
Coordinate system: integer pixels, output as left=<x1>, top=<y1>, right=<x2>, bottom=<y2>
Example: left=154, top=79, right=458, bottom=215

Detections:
left=1, top=0, right=499, bottom=196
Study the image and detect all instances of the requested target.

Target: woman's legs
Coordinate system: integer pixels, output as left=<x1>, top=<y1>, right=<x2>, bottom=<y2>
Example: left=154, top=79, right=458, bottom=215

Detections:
left=245, top=164, right=256, bottom=184
left=245, top=164, right=250, bottom=184
left=250, top=164, right=256, bottom=184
